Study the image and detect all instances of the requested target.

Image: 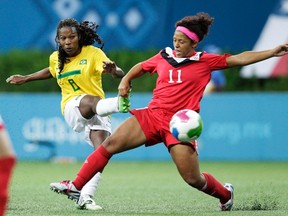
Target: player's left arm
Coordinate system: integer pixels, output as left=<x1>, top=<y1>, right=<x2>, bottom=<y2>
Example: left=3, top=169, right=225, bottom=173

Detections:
left=103, top=61, right=125, bottom=78
left=226, top=43, right=288, bottom=67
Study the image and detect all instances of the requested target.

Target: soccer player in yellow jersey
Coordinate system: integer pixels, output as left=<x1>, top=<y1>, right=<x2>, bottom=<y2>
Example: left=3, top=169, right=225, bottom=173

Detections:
left=6, top=18, right=129, bottom=211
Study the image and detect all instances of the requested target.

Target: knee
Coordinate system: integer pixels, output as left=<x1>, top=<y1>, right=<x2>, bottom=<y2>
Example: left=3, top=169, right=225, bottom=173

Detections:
left=183, top=175, right=205, bottom=190
left=101, top=135, right=118, bottom=154
left=102, top=136, right=113, bottom=148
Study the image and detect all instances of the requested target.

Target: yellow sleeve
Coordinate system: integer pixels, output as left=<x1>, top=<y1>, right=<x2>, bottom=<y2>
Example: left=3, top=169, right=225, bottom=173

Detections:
left=93, top=48, right=111, bottom=74
left=49, top=51, right=58, bottom=78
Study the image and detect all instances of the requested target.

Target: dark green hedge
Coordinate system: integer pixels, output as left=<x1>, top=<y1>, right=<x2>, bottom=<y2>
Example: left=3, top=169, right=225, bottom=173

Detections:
left=1, top=50, right=59, bottom=92
left=1, top=49, right=288, bottom=93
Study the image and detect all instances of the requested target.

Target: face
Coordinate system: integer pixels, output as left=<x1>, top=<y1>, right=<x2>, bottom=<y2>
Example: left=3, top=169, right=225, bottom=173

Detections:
left=57, top=26, right=81, bottom=57
left=173, top=30, right=197, bottom=58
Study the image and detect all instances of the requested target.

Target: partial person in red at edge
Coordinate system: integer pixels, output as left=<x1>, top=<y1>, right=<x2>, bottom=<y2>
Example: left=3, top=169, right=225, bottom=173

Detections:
left=0, top=115, right=16, bottom=216
left=50, top=12, right=288, bottom=211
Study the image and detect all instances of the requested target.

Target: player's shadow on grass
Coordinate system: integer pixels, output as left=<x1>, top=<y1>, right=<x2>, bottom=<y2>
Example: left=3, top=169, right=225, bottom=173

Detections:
left=233, top=199, right=278, bottom=211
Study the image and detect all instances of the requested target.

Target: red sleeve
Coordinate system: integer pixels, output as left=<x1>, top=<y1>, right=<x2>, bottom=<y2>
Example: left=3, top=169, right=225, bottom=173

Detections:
left=141, top=52, right=162, bottom=74
left=202, top=52, right=231, bottom=70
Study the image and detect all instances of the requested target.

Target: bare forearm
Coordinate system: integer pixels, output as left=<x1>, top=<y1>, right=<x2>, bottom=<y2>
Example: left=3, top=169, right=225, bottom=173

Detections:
left=26, top=67, right=52, bottom=81
left=118, top=63, right=145, bottom=96
left=123, top=63, right=145, bottom=82
left=113, top=66, right=125, bottom=78
left=227, top=50, right=274, bottom=67
left=6, top=67, right=52, bottom=84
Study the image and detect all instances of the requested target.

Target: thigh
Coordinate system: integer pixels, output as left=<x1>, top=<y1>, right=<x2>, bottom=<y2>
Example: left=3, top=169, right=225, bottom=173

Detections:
left=0, top=129, right=14, bottom=158
left=0, top=116, right=15, bottom=157
left=79, top=95, right=101, bottom=119
left=102, top=116, right=146, bottom=154
left=64, top=95, right=87, bottom=132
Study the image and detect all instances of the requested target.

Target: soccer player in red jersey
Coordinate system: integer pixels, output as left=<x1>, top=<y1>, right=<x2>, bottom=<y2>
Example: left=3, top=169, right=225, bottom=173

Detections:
left=50, top=13, right=288, bottom=211
left=0, top=116, right=16, bottom=216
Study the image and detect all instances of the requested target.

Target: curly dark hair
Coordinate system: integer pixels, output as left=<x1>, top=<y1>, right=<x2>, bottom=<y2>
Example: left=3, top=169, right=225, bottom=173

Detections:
left=175, top=12, right=214, bottom=42
left=55, top=18, right=104, bottom=72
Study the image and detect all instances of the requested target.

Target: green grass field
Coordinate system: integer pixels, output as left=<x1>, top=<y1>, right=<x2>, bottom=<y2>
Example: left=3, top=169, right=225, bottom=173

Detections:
left=6, top=161, right=288, bottom=216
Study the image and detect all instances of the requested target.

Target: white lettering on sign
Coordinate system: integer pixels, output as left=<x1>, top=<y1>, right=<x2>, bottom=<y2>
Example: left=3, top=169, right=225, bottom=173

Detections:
left=206, top=122, right=272, bottom=145
left=22, top=117, right=84, bottom=145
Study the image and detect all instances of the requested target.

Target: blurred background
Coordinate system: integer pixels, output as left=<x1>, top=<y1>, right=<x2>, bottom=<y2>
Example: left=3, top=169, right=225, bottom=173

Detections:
left=1, top=0, right=288, bottom=161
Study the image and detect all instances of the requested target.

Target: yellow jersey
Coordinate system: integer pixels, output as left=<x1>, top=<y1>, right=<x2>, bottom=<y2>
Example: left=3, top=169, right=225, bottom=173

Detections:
left=49, top=46, right=111, bottom=114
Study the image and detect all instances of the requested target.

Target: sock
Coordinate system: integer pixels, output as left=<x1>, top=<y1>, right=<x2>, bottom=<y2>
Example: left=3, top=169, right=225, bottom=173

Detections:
left=80, top=172, right=102, bottom=197
left=96, top=97, right=118, bottom=117
left=0, top=156, right=16, bottom=216
left=73, top=145, right=112, bottom=190
left=201, top=172, right=231, bottom=204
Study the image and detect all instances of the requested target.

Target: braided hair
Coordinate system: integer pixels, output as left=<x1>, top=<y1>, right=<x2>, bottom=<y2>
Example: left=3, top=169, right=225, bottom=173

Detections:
left=175, top=12, right=214, bottom=42
left=55, top=18, right=104, bottom=72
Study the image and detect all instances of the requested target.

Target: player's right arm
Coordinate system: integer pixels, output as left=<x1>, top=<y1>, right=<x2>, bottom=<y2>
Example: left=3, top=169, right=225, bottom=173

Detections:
left=118, top=63, right=145, bottom=97
left=6, top=67, right=52, bottom=85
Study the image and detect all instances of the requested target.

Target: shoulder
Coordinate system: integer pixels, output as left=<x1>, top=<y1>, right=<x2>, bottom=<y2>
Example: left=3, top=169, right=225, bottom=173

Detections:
left=84, top=45, right=105, bottom=54
left=200, top=52, right=231, bottom=62
left=201, top=51, right=218, bottom=58
left=50, top=51, right=58, bottom=58
left=49, top=51, right=58, bottom=63
left=82, top=46, right=108, bottom=60
left=201, top=51, right=231, bottom=58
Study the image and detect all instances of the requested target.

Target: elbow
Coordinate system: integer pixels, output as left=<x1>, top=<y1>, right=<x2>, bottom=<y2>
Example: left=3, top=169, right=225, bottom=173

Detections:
left=226, top=56, right=246, bottom=67
left=114, top=68, right=125, bottom=78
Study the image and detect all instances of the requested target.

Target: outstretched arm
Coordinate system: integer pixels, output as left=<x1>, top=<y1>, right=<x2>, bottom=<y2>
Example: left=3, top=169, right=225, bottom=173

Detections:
left=6, top=67, right=52, bottom=85
left=118, top=63, right=146, bottom=97
left=226, top=43, right=288, bottom=67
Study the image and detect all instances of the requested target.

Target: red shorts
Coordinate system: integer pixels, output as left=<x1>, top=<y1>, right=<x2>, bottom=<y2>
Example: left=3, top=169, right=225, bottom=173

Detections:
left=130, top=107, right=197, bottom=151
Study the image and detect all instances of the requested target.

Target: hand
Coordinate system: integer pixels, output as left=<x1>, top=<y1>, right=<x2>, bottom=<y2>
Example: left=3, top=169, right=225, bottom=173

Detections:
left=6, top=75, right=27, bottom=85
left=118, top=78, right=131, bottom=97
left=273, top=44, right=288, bottom=57
left=103, top=61, right=116, bottom=74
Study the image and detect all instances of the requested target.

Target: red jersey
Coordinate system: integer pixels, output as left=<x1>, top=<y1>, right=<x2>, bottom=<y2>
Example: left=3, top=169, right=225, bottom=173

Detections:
left=141, top=47, right=231, bottom=113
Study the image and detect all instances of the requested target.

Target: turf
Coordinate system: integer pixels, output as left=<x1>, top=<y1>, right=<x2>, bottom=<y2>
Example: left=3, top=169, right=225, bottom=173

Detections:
left=6, top=161, right=288, bottom=216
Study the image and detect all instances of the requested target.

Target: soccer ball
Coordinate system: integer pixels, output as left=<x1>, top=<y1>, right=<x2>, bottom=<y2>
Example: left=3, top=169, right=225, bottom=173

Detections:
left=170, top=109, right=203, bottom=142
